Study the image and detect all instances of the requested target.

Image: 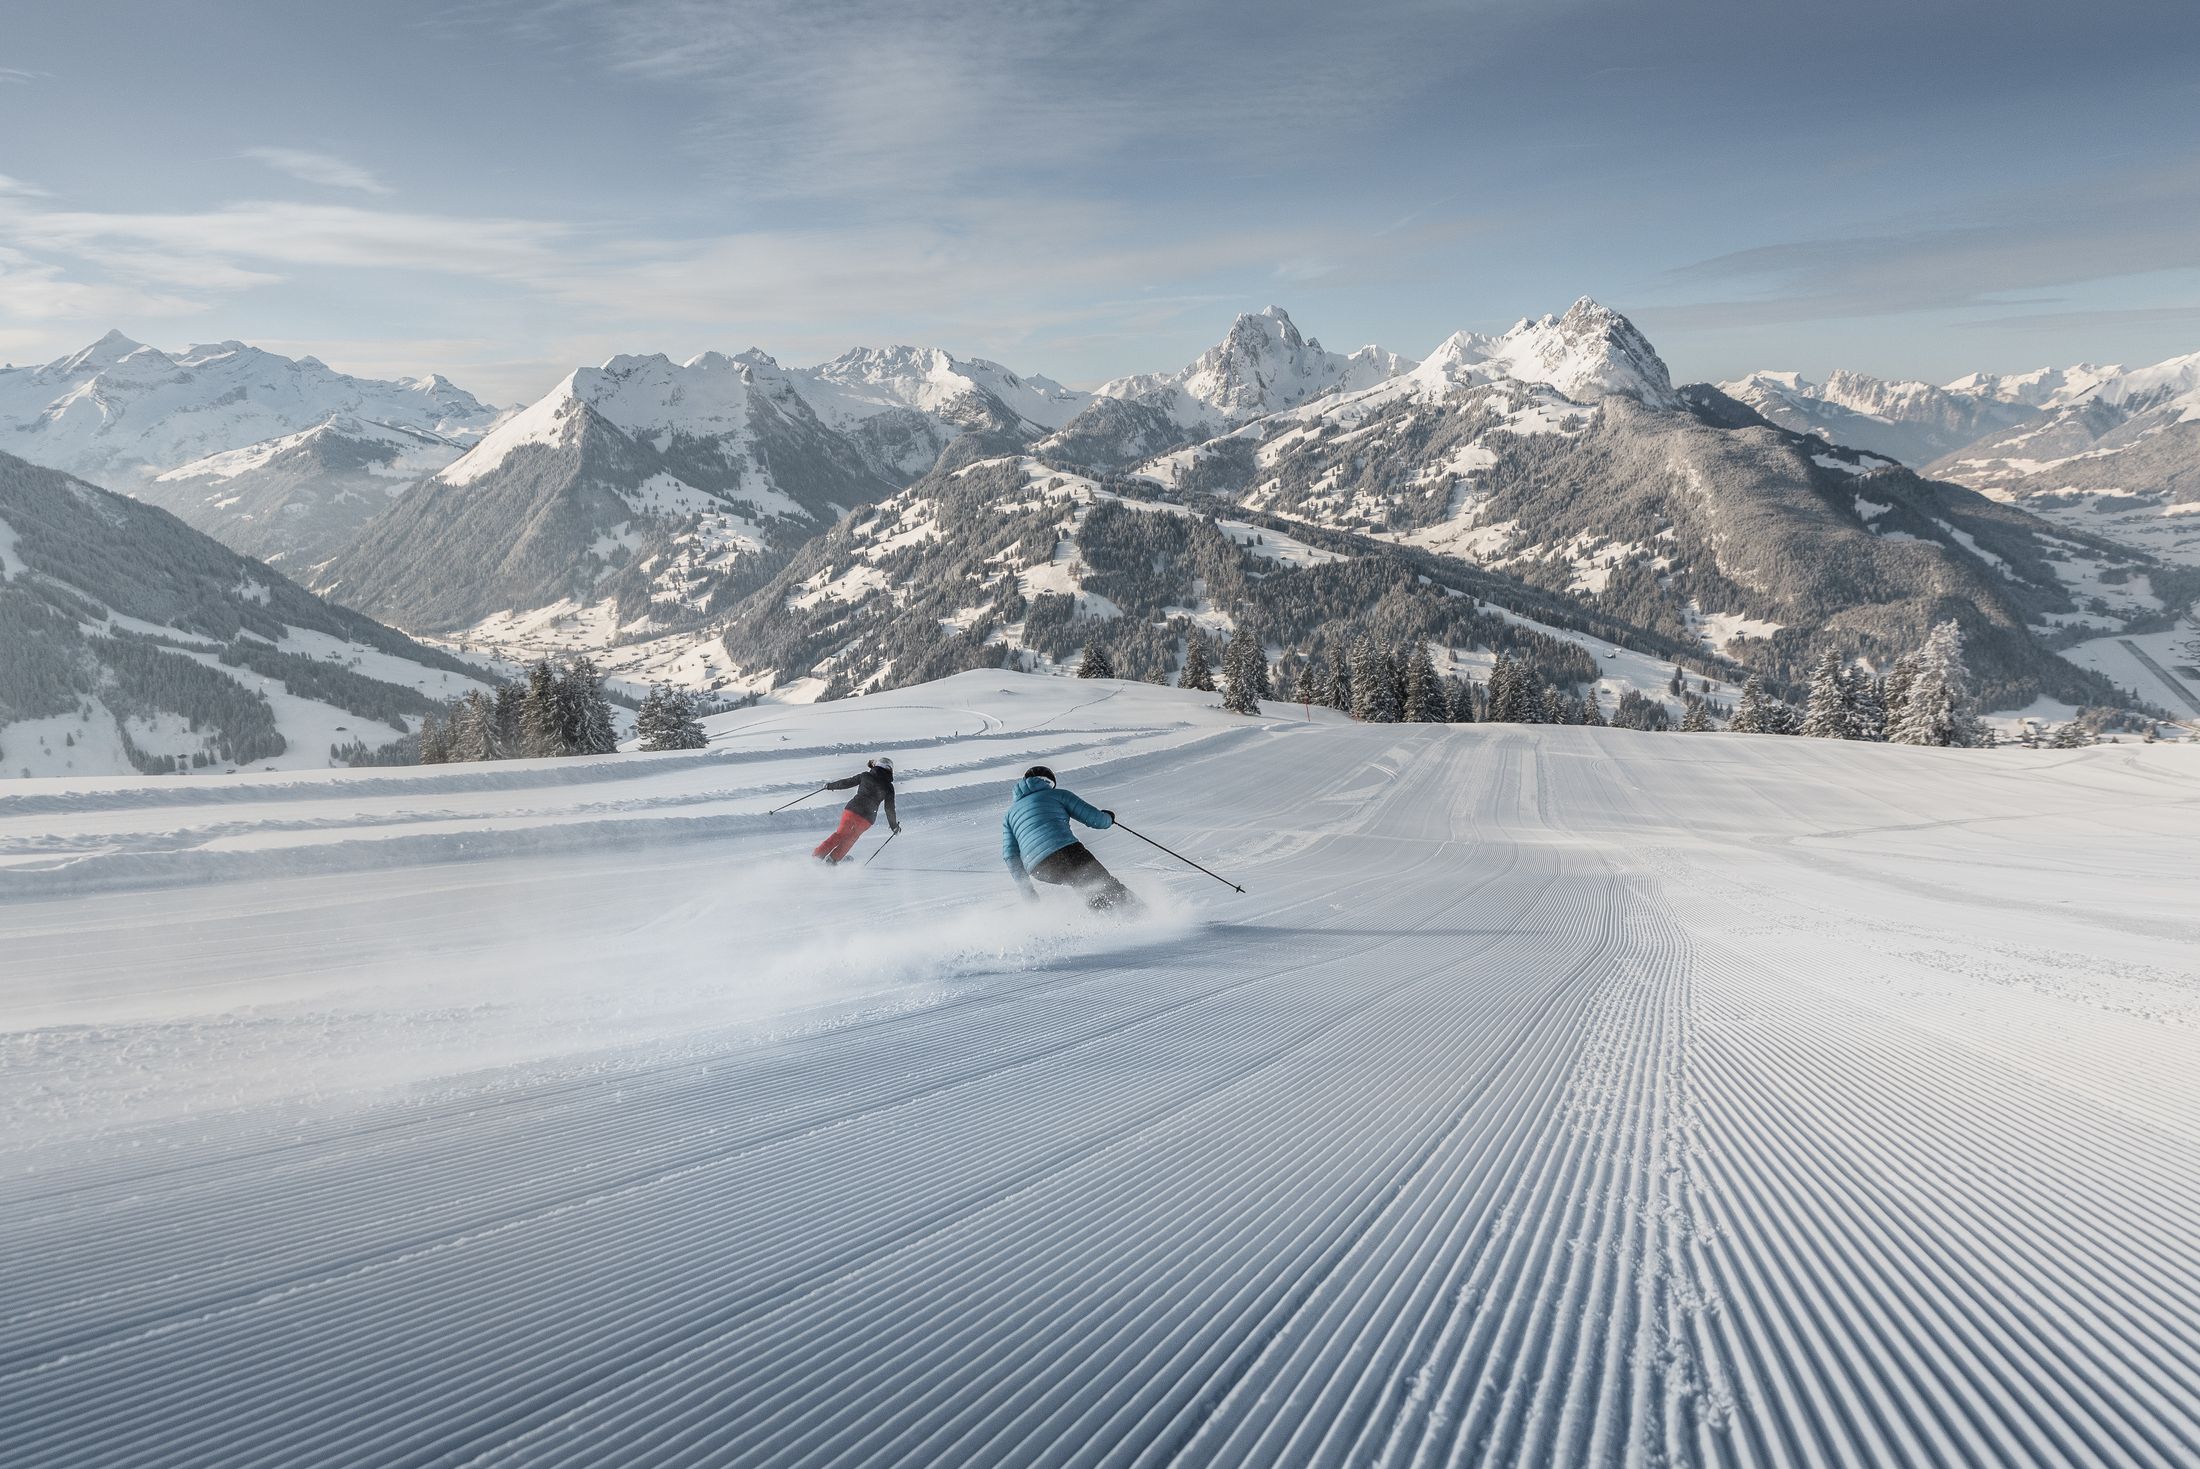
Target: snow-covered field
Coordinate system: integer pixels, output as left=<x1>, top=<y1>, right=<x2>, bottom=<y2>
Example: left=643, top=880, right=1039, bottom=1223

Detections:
left=4, top=672, right=2196, bottom=1467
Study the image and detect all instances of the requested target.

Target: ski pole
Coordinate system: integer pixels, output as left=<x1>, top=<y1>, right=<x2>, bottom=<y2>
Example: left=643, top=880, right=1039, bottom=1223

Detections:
left=1111, top=820, right=1246, bottom=893
left=862, top=830, right=899, bottom=867
left=770, top=785, right=828, bottom=814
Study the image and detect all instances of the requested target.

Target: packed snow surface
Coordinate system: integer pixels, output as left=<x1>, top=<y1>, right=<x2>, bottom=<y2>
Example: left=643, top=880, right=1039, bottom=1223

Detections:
left=3, top=672, right=2196, bottom=1468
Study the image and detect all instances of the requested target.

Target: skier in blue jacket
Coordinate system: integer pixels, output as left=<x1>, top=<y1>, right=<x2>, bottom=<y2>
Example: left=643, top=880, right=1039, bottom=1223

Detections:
left=1001, top=766, right=1136, bottom=911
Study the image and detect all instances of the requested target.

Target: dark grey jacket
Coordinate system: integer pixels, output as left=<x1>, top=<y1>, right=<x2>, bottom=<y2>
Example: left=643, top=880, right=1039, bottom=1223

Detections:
left=827, top=767, right=898, bottom=826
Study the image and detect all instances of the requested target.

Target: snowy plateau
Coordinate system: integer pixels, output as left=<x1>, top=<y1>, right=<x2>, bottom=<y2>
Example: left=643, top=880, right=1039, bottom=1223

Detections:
left=4, top=672, right=2197, bottom=1467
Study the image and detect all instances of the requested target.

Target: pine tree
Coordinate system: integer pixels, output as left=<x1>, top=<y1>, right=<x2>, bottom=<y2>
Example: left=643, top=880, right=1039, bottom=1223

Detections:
left=1179, top=636, right=1215, bottom=692
left=635, top=685, right=671, bottom=748
left=1799, top=652, right=1853, bottom=739
left=1447, top=676, right=1478, bottom=723
left=449, top=689, right=498, bottom=762
left=1889, top=622, right=1984, bottom=747
left=559, top=656, right=619, bottom=755
left=1327, top=653, right=1352, bottom=714
left=1668, top=665, right=1686, bottom=697
left=1401, top=642, right=1445, bottom=722
left=1582, top=687, right=1606, bottom=727
left=1881, top=651, right=1920, bottom=736
left=1222, top=622, right=1269, bottom=715
left=417, top=705, right=454, bottom=764
left=1348, top=635, right=1391, bottom=722
left=1078, top=637, right=1115, bottom=680
left=1484, top=654, right=1516, bottom=722
left=1731, top=676, right=1766, bottom=733
left=1680, top=698, right=1712, bottom=732
left=520, top=658, right=565, bottom=757
left=1303, top=656, right=1338, bottom=710
left=1538, top=683, right=1566, bottom=725
left=1845, top=667, right=1886, bottom=742
left=2048, top=721, right=2091, bottom=748
left=637, top=684, right=709, bottom=751
left=492, top=680, right=526, bottom=757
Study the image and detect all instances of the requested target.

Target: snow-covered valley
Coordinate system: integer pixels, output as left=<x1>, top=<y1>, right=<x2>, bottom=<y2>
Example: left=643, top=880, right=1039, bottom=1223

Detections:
left=5, top=672, right=2195, bottom=1466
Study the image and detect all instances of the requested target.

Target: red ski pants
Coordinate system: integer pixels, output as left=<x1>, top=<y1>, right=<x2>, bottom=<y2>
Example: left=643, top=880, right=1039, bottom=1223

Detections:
left=812, top=809, right=873, bottom=862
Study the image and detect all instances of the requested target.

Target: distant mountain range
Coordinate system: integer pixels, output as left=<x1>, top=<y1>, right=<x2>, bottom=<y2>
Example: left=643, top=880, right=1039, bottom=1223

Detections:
left=0, top=450, right=487, bottom=778
left=5, top=306, right=2195, bottom=735
left=1717, top=355, right=2200, bottom=572
left=710, top=303, right=2144, bottom=714
left=0, top=332, right=504, bottom=572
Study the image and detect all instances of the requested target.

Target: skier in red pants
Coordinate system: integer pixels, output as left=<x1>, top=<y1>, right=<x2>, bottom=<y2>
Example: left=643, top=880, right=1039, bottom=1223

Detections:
left=812, top=757, right=899, bottom=863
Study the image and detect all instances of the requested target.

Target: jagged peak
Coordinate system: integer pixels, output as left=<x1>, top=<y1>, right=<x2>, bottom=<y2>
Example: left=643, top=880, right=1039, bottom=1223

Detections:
left=1216, top=306, right=1309, bottom=355
left=1408, top=299, right=1675, bottom=408
left=52, top=330, right=155, bottom=375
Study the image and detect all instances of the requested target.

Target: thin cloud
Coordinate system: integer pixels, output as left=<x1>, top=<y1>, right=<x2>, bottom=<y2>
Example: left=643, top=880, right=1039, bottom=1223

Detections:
left=1954, top=304, right=2200, bottom=332
left=10, top=199, right=572, bottom=278
left=243, top=147, right=394, bottom=196
left=475, top=0, right=1542, bottom=203
left=1653, top=157, right=2200, bottom=327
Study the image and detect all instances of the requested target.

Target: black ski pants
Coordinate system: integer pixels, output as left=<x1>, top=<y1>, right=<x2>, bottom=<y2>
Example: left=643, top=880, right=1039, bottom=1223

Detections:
left=1030, top=842, right=1135, bottom=911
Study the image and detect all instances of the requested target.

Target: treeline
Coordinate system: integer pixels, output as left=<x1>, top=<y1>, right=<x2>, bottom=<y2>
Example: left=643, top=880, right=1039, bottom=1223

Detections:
left=1084, top=623, right=1633, bottom=729
left=1718, top=621, right=1992, bottom=747
left=418, top=657, right=622, bottom=764
left=336, top=659, right=729, bottom=767
left=1078, top=618, right=2023, bottom=750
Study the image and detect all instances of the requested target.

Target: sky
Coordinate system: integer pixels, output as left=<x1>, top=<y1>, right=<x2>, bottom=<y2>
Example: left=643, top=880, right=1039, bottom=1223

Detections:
left=5, top=0, right=2200, bottom=405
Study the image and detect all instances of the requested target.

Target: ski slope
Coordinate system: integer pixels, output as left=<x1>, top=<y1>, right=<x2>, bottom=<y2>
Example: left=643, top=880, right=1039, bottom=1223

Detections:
left=4, top=672, right=2197, bottom=1468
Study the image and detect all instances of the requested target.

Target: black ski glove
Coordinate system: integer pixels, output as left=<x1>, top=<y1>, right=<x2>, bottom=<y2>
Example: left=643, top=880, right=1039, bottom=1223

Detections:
left=890, top=821, right=903, bottom=834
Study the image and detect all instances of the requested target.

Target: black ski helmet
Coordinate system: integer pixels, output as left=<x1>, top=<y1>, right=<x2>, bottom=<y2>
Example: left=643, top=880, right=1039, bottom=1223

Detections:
left=1023, top=765, right=1056, bottom=784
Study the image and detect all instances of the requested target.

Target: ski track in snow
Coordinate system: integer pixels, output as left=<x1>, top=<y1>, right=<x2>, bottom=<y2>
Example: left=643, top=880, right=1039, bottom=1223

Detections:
left=2, top=673, right=2197, bottom=1468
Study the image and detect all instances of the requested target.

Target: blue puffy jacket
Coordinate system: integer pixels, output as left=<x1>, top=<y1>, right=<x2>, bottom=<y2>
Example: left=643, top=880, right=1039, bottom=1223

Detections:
left=1001, top=776, right=1113, bottom=889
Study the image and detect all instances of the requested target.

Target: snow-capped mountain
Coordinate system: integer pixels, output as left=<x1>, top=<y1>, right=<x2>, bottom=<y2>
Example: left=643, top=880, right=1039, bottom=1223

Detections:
left=319, top=350, right=896, bottom=651
left=713, top=446, right=1727, bottom=714
left=1404, top=298, right=1679, bottom=410
left=1050, top=296, right=1677, bottom=476
left=0, top=449, right=489, bottom=778
left=0, top=332, right=501, bottom=492
left=1928, top=350, right=2200, bottom=570
left=1717, top=369, right=2034, bottom=466
left=626, top=299, right=2143, bottom=714
left=698, top=296, right=2139, bottom=716
left=1061, top=307, right=1406, bottom=450
left=143, top=414, right=472, bottom=572
left=1941, top=363, right=2124, bottom=410
left=773, top=345, right=1090, bottom=479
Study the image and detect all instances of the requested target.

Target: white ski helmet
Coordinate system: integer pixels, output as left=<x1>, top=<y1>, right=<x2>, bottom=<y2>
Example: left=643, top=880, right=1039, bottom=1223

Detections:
left=870, top=756, right=894, bottom=771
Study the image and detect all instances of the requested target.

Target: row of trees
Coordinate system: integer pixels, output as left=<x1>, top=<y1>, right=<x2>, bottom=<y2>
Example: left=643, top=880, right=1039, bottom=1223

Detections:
left=1094, top=624, right=1637, bottom=729
left=1078, top=615, right=2026, bottom=752
left=419, top=657, right=622, bottom=764
left=1733, top=622, right=1991, bottom=747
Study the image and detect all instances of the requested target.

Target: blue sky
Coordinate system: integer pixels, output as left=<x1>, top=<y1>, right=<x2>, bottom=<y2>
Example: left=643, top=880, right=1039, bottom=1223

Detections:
left=4, top=0, right=2199, bottom=403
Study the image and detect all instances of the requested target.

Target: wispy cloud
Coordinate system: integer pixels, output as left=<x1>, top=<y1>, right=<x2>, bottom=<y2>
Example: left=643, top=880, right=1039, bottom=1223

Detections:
left=0, top=67, right=44, bottom=85
left=242, top=147, right=394, bottom=196
left=0, top=245, right=201, bottom=323
left=1650, top=157, right=2200, bottom=328
left=9, top=199, right=570, bottom=279
left=474, top=0, right=1538, bottom=205
left=1954, top=303, right=2200, bottom=332
left=0, top=182, right=1447, bottom=399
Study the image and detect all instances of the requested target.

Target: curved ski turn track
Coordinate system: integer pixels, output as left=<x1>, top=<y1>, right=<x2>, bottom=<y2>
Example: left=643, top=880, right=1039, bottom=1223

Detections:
left=3, top=673, right=2197, bottom=1467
